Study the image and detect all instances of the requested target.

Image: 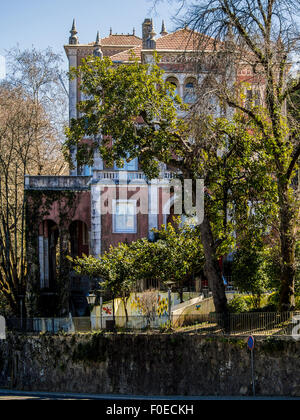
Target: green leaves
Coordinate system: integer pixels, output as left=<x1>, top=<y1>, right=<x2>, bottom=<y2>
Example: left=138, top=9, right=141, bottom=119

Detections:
left=65, top=55, right=188, bottom=178
left=70, top=219, right=204, bottom=297
left=65, top=48, right=298, bottom=308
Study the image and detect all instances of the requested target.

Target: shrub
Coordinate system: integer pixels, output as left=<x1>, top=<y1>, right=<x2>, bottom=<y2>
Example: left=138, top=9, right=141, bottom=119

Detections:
left=0, top=293, right=13, bottom=318
left=228, top=295, right=251, bottom=313
left=267, top=292, right=280, bottom=308
left=232, top=243, right=271, bottom=308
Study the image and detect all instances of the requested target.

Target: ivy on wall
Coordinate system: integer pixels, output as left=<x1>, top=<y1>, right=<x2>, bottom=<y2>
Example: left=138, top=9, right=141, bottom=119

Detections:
left=25, top=190, right=79, bottom=317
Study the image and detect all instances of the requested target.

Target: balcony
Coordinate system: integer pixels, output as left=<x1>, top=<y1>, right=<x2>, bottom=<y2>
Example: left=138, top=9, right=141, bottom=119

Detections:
left=24, top=171, right=177, bottom=191
left=93, top=170, right=176, bottom=182
left=24, top=176, right=91, bottom=191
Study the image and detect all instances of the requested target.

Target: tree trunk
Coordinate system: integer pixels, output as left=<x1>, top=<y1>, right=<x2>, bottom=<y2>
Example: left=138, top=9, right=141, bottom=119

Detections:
left=112, top=297, right=116, bottom=324
left=122, top=297, right=129, bottom=324
left=278, top=182, right=296, bottom=311
left=179, top=288, right=184, bottom=304
left=200, top=214, right=228, bottom=316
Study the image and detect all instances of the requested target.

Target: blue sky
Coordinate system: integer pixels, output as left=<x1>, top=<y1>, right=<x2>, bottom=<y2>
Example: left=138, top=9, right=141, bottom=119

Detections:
left=0, top=0, right=182, bottom=78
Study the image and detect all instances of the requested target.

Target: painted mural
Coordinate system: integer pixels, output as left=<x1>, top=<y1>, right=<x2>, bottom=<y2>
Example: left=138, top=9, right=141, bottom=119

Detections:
left=90, top=291, right=207, bottom=330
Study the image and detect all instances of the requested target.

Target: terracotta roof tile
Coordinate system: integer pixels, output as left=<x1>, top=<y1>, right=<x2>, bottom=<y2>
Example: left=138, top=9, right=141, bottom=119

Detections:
left=101, top=34, right=142, bottom=47
left=103, top=29, right=222, bottom=63
left=156, top=28, right=221, bottom=51
left=110, top=46, right=142, bottom=62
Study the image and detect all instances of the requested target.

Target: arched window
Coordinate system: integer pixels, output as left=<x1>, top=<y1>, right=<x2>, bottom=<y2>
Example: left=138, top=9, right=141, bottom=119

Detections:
left=39, top=220, right=59, bottom=290
left=184, top=78, right=197, bottom=104
left=166, top=77, right=179, bottom=98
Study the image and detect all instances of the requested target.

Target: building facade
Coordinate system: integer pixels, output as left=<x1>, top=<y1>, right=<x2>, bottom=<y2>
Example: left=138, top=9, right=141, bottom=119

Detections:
left=25, top=18, right=235, bottom=317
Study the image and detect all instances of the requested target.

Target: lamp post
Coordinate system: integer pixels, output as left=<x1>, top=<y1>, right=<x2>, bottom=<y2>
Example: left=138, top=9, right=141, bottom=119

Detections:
left=165, top=281, right=175, bottom=324
left=97, top=290, right=103, bottom=330
left=87, top=288, right=104, bottom=330
left=87, top=293, right=96, bottom=310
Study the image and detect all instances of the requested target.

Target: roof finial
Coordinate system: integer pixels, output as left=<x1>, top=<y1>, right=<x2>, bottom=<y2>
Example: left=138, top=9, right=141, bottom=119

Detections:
left=96, top=30, right=100, bottom=45
left=149, top=24, right=157, bottom=49
left=160, top=20, right=168, bottom=36
left=94, top=31, right=103, bottom=58
left=133, top=27, right=136, bottom=36
left=150, top=28, right=156, bottom=40
left=110, top=27, right=113, bottom=36
left=225, top=22, right=235, bottom=51
left=69, top=19, right=79, bottom=45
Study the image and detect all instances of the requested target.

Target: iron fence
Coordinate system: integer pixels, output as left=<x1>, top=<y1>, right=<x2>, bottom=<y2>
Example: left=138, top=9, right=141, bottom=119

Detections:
left=5, top=312, right=300, bottom=336
left=172, top=312, right=300, bottom=336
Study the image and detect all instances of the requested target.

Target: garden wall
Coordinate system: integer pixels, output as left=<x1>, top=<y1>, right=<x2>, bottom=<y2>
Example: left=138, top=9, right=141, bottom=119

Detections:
left=0, top=333, right=300, bottom=397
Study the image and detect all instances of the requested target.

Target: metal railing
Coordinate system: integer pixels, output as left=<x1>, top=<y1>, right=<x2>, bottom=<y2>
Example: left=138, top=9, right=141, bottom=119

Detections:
left=24, top=175, right=91, bottom=191
left=172, top=312, right=300, bottom=336
left=5, top=312, right=300, bottom=336
left=93, top=170, right=176, bottom=181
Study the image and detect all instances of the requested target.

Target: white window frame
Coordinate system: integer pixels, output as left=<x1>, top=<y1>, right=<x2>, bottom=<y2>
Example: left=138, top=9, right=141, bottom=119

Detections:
left=112, top=199, right=137, bottom=234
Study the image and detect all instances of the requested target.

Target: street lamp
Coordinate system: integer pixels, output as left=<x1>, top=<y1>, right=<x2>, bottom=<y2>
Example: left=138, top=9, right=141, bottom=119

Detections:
left=87, top=294, right=96, bottom=307
left=87, top=290, right=104, bottom=329
left=96, top=290, right=104, bottom=330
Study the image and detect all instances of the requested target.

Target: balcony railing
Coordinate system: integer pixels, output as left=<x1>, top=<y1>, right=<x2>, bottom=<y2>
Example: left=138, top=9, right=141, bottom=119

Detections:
left=24, top=176, right=91, bottom=191
left=93, top=170, right=176, bottom=181
left=24, top=171, right=177, bottom=191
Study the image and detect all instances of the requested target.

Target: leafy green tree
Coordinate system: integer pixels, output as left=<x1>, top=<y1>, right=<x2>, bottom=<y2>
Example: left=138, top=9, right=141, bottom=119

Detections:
left=65, top=54, right=275, bottom=317
left=71, top=219, right=205, bottom=315
left=152, top=218, right=204, bottom=301
left=178, top=0, right=300, bottom=310
left=70, top=242, right=134, bottom=322
left=232, top=241, right=271, bottom=309
left=227, top=295, right=251, bottom=313
left=127, top=219, right=205, bottom=301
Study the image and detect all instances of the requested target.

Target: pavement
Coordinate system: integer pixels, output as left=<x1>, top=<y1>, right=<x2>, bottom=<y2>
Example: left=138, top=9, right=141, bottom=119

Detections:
left=0, top=389, right=299, bottom=400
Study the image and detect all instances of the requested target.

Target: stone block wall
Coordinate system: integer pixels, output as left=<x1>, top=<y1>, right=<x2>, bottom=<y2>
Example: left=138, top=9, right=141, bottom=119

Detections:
left=0, top=333, right=299, bottom=397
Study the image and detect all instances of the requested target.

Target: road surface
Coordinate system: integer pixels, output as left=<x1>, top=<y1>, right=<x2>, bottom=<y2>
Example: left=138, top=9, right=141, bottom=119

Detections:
left=0, top=390, right=299, bottom=400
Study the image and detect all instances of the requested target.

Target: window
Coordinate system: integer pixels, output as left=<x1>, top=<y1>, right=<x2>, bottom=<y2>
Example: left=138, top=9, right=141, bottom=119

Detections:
left=184, top=78, right=197, bottom=104
left=113, top=200, right=137, bottom=233
left=246, top=87, right=261, bottom=108
left=166, top=77, right=179, bottom=97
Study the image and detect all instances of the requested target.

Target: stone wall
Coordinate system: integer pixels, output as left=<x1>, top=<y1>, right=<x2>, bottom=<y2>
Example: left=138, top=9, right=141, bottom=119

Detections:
left=0, top=333, right=299, bottom=397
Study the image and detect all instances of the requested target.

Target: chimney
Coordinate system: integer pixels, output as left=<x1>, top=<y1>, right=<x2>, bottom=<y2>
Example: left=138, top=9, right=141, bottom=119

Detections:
left=142, top=18, right=153, bottom=49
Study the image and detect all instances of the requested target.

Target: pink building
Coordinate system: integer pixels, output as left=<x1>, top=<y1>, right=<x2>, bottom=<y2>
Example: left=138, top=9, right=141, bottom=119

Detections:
left=25, top=19, right=235, bottom=316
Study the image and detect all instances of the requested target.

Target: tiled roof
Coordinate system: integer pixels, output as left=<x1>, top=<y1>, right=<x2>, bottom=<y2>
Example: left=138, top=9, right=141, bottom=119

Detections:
left=101, top=34, right=142, bottom=47
left=156, top=28, right=221, bottom=51
left=110, top=46, right=142, bottom=62
left=104, top=29, right=222, bottom=63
